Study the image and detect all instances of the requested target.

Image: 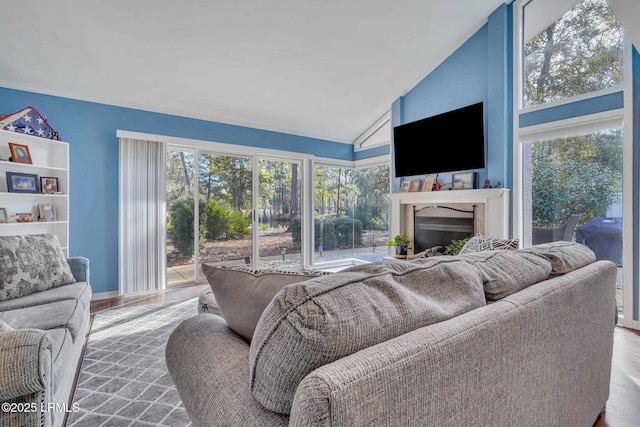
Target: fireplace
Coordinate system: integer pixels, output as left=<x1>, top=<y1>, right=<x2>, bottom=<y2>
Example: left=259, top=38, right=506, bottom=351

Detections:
left=388, top=189, right=511, bottom=257
left=413, top=206, right=475, bottom=253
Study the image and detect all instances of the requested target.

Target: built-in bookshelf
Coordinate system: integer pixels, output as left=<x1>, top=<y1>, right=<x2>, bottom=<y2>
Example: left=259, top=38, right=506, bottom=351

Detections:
left=0, top=129, right=69, bottom=254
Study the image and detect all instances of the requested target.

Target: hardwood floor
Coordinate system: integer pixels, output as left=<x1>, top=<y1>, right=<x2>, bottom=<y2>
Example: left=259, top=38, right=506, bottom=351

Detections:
left=89, top=283, right=209, bottom=314
left=594, top=326, right=640, bottom=427
left=92, top=285, right=640, bottom=426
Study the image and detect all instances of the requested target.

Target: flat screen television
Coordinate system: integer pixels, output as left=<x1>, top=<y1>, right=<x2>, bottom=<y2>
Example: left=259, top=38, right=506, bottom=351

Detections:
left=393, top=102, right=485, bottom=177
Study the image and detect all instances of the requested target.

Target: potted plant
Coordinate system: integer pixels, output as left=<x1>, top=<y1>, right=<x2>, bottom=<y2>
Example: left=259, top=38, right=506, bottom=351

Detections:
left=386, top=234, right=412, bottom=259
left=444, top=237, right=470, bottom=255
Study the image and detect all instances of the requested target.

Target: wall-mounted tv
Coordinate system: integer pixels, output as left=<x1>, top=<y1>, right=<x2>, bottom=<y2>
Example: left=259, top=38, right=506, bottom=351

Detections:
left=393, top=102, right=485, bottom=177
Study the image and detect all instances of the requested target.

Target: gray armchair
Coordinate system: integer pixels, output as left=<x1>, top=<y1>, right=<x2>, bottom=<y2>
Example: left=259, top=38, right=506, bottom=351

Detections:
left=532, top=214, right=580, bottom=245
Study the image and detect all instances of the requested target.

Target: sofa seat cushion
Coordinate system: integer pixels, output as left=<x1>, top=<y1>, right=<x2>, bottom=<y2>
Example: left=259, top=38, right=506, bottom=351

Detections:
left=0, top=234, right=76, bottom=301
left=202, top=264, right=329, bottom=341
left=0, top=298, right=88, bottom=343
left=0, top=281, right=91, bottom=313
left=521, top=241, right=596, bottom=276
left=249, top=258, right=487, bottom=414
left=457, top=250, right=552, bottom=300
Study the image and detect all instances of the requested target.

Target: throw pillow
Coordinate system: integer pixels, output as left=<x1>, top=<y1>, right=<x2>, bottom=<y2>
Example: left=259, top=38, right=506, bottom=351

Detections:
left=457, top=250, right=552, bottom=300
left=458, top=234, right=519, bottom=254
left=201, top=264, right=328, bottom=342
left=520, top=241, right=596, bottom=276
left=249, top=258, right=487, bottom=414
left=0, top=234, right=76, bottom=302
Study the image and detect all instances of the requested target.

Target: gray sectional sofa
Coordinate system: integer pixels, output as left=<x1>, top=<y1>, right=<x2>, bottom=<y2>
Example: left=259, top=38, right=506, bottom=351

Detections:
left=0, top=235, right=92, bottom=427
left=167, top=241, right=617, bottom=426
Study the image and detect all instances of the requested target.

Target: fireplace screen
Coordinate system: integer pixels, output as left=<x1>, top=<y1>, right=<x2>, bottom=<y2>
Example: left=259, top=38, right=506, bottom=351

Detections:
left=414, top=206, right=474, bottom=253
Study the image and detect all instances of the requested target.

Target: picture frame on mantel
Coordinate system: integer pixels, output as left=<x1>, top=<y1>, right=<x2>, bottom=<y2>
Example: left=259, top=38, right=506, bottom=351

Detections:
left=421, top=178, right=434, bottom=192
left=409, top=180, right=421, bottom=192
left=452, top=172, right=476, bottom=190
left=400, top=181, right=411, bottom=192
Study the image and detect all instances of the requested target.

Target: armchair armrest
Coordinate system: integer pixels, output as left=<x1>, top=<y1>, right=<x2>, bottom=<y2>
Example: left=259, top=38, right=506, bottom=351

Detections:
left=67, top=257, right=90, bottom=284
left=166, top=314, right=287, bottom=427
left=0, top=329, right=53, bottom=401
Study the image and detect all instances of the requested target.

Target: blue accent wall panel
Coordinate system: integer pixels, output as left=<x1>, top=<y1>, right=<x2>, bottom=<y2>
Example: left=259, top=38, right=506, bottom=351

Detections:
left=353, top=145, right=389, bottom=161
left=487, top=4, right=513, bottom=190
left=390, top=3, right=514, bottom=191
left=519, top=92, right=624, bottom=128
left=401, top=27, right=489, bottom=125
left=392, top=25, right=490, bottom=188
left=0, top=87, right=350, bottom=294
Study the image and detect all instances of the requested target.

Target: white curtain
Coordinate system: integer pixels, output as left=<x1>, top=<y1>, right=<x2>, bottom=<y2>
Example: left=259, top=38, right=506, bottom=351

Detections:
left=607, top=0, right=640, bottom=49
left=118, top=137, right=167, bottom=295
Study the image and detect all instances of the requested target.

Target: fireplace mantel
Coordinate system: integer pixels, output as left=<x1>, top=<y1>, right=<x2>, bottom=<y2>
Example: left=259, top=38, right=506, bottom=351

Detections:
left=388, top=188, right=511, bottom=253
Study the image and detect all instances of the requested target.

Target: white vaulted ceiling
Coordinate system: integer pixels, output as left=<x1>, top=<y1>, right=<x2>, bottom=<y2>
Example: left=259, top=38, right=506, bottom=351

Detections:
left=0, top=0, right=510, bottom=144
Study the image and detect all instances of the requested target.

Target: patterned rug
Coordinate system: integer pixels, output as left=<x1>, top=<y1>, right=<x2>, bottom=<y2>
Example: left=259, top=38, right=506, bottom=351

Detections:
left=67, top=297, right=218, bottom=427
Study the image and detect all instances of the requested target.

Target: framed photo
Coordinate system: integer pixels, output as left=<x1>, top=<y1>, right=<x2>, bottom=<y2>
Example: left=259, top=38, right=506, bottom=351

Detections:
left=400, top=181, right=411, bottom=192
left=452, top=172, right=475, bottom=190
left=8, top=142, right=32, bottom=164
left=38, top=204, right=57, bottom=222
left=17, top=213, right=33, bottom=223
left=421, top=178, right=435, bottom=192
left=6, top=172, right=39, bottom=193
left=409, top=180, right=421, bottom=192
left=40, top=177, right=59, bottom=194
left=0, top=208, right=7, bottom=223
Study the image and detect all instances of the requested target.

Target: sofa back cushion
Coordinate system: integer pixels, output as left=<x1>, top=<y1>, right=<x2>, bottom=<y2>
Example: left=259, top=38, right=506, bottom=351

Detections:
left=457, top=250, right=552, bottom=300
left=0, top=234, right=76, bottom=301
left=520, top=241, right=596, bottom=276
left=249, top=258, right=487, bottom=414
left=201, top=264, right=328, bottom=341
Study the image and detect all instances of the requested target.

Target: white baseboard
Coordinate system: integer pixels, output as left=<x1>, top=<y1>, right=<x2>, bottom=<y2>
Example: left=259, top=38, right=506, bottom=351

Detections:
left=91, top=291, right=119, bottom=301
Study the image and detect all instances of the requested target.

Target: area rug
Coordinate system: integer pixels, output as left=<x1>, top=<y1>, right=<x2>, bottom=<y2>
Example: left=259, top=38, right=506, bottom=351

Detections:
left=67, top=297, right=219, bottom=427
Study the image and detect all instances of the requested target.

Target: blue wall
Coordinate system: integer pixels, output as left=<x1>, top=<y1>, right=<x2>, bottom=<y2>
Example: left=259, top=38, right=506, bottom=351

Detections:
left=0, top=88, right=356, bottom=295
left=390, top=3, right=513, bottom=192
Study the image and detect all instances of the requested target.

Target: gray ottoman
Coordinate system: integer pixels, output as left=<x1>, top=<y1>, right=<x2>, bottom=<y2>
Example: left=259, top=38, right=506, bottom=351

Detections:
left=198, top=288, right=216, bottom=314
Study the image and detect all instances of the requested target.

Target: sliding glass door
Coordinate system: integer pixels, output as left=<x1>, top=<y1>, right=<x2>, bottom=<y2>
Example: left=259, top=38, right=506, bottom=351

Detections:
left=313, top=164, right=389, bottom=268
left=522, top=127, right=624, bottom=315
left=166, top=149, right=196, bottom=286
left=166, top=147, right=307, bottom=285
left=256, top=158, right=303, bottom=270
left=197, top=152, right=253, bottom=281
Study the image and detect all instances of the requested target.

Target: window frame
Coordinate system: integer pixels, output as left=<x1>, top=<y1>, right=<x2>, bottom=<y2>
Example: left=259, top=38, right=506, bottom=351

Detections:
left=515, top=0, right=624, bottom=112
left=513, top=0, right=637, bottom=329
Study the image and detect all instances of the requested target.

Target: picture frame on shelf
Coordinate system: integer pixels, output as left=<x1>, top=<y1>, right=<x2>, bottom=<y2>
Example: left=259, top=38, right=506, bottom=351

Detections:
left=40, top=177, right=59, bottom=194
left=6, top=172, right=39, bottom=193
left=8, top=142, right=32, bottom=164
left=38, top=204, right=57, bottom=222
left=0, top=208, right=6, bottom=223
left=400, top=181, right=411, bottom=192
left=452, top=172, right=476, bottom=190
left=421, top=178, right=435, bottom=192
left=17, top=213, right=33, bottom=223
left=409, top=180, right=421, bottom=192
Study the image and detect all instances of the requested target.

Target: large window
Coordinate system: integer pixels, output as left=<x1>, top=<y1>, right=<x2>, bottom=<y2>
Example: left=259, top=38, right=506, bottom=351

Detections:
left=162, top=141, right=390, bottom=282
left=522, top=127, right=624, bottom=314
left=313, top=164, right=390, bottom=267
left=522, top=0, right=623, bottom=107
left=515, top=0, right=632, bottom=324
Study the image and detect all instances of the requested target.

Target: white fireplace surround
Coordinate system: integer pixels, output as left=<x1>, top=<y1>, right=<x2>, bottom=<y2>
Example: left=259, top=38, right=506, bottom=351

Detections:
left=389, top=188, right=511, bottom=255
